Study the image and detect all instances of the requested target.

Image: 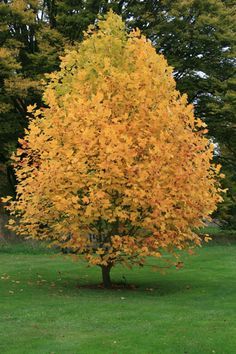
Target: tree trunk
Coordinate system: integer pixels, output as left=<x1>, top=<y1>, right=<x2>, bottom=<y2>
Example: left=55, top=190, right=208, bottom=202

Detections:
left=6, top=165, right=17, bottom=196
left=101, top=264, right=112, bottom=288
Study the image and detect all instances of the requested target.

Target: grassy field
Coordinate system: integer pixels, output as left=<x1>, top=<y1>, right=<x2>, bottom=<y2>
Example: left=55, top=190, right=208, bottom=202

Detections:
left=0, top=244, right=236, bottom=354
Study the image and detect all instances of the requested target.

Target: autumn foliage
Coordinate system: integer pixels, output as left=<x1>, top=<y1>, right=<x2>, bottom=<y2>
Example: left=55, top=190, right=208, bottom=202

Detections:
left=3, top=12, right=222, bottom=287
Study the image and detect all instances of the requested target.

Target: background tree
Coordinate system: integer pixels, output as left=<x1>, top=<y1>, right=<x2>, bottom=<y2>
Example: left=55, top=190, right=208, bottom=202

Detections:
left=0, top=0, right=64, bottom=194
left=4, top=12, right=222, bottom=287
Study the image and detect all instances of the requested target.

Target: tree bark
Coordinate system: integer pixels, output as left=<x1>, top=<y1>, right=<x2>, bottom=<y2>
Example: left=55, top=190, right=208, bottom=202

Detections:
left=6, top=165, right=17, bottom=196
left=101, top=264, right=112, bottom=288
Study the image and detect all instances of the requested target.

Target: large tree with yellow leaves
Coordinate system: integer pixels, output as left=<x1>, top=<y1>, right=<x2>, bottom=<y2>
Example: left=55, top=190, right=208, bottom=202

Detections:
left=4, top=11, right=222, bottom=288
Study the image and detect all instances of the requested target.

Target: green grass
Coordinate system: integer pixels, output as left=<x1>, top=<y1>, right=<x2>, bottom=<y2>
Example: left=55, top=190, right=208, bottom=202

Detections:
left=0, top=245, right=236, bottom=354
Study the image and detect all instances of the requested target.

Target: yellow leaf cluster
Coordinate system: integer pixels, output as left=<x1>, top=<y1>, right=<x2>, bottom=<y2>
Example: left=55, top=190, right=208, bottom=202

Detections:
left=4, top=11, right=222, bottom=268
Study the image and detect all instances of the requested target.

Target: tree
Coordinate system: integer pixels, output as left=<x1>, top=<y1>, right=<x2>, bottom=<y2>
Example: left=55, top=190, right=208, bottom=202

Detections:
left=3, top=11, right=222, bottom=288
left=0, top=0, right=64, bottom=193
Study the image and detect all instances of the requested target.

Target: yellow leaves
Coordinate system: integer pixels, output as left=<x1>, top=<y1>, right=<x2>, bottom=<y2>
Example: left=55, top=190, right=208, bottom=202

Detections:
left=29, top=124, right=41, bottom=137
left=115, top=210, right=127, bottom=219
left=195, top=118, right=207, bottom=128
left=204, top=235, right=212, bottom=243
left=220, top=188, right=228, bottom=193
left=27, top=104, right=37, bottom=114
left=82, top=196, right=89, bottom=204
left=89, top=257, right=103, bottom=266
left=71, top=195, right=79, bottom=204
left=4, top=11, right=221, bottom=272
left=129, top=28, right=141, bottom=38
left=111, top=235, right=122, bottom=249
left=1, top=196, right=12, bottom=203
left=141, top=246, right=148, bottom=253
left=52, top=196, right=71, bottom=211
left=154, top=252, right=162, bottom=258
left=130, top=213, right=137, bottom=223
left=214, top=164, right=221, bottom=173
left=96, top=190, right=106, bottom=199
left=92, top=91, right=104, bottom=104
left=64, top=149, right=74, bottom=159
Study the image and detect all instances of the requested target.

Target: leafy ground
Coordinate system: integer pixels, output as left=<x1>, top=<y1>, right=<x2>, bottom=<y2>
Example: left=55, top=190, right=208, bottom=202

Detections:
left=0, top=244, right=236, bottom=354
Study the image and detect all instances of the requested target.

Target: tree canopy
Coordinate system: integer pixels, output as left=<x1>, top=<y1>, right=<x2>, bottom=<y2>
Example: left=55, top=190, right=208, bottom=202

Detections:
left=4, top=12, right=222, bottom=287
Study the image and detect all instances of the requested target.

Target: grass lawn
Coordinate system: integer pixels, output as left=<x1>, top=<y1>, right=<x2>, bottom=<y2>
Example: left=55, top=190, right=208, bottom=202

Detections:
left=0, top=244, right=235, bottom=354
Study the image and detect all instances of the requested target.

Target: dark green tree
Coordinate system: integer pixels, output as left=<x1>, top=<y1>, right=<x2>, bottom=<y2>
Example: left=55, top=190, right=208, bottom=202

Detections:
left=54, top=0, right=127, bottom=43
left=0, top=0, right=64, bottom=193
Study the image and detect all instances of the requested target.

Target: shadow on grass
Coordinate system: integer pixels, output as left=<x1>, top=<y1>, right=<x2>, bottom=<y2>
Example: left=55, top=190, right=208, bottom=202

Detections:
left=23, top=271, right=215, bottom=298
